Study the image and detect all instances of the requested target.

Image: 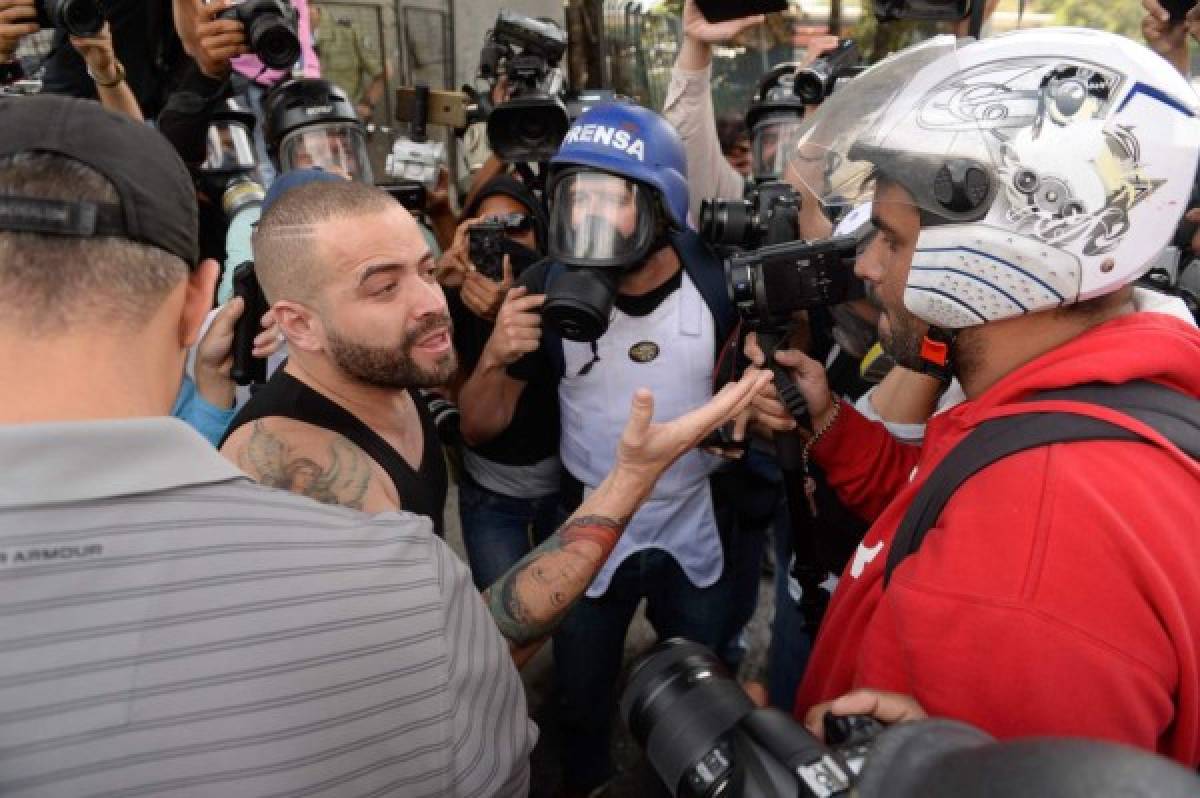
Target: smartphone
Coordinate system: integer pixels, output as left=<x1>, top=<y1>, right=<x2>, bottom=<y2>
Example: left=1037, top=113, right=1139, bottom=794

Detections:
left=1161, top=0, right=1198, bottom=23
left=695, top=0, right=787, bottom=22
left=230, top=261, right=268, bottom=387
left=395, top=87, right=469, bottom=129
left=872, top=0, right=971, bottom=22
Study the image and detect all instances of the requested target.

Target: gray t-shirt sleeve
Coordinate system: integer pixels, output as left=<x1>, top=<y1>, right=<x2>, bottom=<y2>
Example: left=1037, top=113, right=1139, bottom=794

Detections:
left=433, top=539, right=536, bottom=797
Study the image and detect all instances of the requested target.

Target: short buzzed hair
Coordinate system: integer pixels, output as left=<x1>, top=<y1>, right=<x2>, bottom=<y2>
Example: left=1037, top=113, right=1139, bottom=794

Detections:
left=253, top=180, right=399, bottom=305
left=0, top=153, right=189, bottom=336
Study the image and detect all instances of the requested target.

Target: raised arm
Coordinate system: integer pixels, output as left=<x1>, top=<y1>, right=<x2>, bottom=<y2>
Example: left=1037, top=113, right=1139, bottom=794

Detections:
left=485, top=370, right=772, bottom=667
left=457, top=285, right=543, bottom=447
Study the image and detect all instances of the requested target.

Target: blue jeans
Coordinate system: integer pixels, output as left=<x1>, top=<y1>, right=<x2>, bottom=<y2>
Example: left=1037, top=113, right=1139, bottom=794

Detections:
left=553, top=547, right=739, bottom=793
left=767, top=491, right=813, bottom=713
left=458, top=477, right=560, bottom=591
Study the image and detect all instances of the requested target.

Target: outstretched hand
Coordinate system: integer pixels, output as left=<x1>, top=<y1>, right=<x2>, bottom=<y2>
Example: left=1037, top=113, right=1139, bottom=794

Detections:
left=615, top=368, right=772, bottom=483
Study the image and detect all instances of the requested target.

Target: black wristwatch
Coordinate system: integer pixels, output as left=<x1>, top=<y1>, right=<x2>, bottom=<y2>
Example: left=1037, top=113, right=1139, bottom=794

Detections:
left=0, top=59, right=25, bottom=86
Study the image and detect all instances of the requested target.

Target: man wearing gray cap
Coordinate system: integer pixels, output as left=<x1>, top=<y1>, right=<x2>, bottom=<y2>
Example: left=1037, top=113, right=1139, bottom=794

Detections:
left=0, top=94, right=768, bottom=796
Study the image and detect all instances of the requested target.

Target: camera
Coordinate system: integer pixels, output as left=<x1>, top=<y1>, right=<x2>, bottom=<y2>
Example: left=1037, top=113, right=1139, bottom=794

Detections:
left=481, top=10, right=570, bottom=163
left=468, top=213, right=533, bottom=280
left=35, top=0, right=103, bottom=37
left=726, top=236, right=862, bottom=331
left=793, top=41, right=862, bottom=106
left=382, top=182, right=427, bottom=214
left=621, top=641, right=1200, bottom=798
left=385, top=137, right=445, bottom=190
left=218, top=0, right=300, bottom=70
left=700, top=181, right=801, bottom=252
left=621, top=639, right=882, bottom=798
left=872, top=0, right=970, bottom=21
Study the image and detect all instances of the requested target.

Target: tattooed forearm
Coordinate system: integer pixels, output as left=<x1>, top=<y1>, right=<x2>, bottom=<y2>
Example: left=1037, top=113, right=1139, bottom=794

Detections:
left=485, top=514, right=627, bottom=647
left=238, top=421, right=373, bottom=510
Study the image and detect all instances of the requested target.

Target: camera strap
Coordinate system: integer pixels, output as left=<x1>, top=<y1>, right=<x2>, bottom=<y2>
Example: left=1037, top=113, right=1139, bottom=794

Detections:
left=883, top=381, right=1200, bottom=588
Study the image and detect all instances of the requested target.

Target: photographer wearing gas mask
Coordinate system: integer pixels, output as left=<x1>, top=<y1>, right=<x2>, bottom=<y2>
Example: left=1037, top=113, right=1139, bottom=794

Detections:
left=459, top=101, right=753, bottom=796
left=743, top=30, right=1200, bottom=763
left=438, top=175, right=562, bottom=591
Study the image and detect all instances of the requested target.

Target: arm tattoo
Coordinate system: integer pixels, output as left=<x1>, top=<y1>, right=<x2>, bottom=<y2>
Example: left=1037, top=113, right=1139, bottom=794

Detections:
left=238, top=420, right=373, bottom=510
left=485, top=514, right=627, bottom=647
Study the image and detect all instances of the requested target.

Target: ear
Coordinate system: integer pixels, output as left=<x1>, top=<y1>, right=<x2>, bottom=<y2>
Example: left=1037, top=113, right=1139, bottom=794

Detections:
left=273, top=299, right=325, bottom=353
left=180, top=258, right=219, bottom=347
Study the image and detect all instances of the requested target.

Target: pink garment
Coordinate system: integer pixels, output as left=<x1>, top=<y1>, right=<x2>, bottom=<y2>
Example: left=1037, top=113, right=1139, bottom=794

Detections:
left=232, top=0, right=321, bottom=86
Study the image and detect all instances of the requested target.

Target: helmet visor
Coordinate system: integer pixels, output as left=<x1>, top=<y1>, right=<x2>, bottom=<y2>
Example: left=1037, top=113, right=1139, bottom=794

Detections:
left=782, top=36, right=969, bottom=222
left=548, top=171, right=658, bottom=268
left=751, top=117, right=806, bottom=183
left=279, top=124, right=373, bottom=182
left=201, top=121, right=257, bottom=173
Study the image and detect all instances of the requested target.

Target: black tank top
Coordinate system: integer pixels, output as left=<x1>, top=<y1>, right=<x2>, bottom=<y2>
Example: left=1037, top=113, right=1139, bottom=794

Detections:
left=221, top=370, right=448, bottom=537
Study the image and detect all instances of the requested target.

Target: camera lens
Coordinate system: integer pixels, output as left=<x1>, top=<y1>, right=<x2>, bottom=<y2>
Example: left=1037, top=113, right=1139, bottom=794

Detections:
left=701, top=200, right=754, bottom=248
left=619, top=640, right=754, bottom=798
left=248, top=13, right=301, bottom=69
left=58, top=0, right=104, bottom=37
left=794, top=71, right=826, bottom=106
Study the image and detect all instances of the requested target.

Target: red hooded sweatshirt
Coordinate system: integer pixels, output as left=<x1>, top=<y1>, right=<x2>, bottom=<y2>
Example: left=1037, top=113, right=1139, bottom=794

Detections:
left=794, top=311, right=1200, bottom=765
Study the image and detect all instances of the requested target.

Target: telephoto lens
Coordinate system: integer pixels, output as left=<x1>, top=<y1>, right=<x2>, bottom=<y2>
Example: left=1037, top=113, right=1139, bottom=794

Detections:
left=220, top=0, right=301, bottom=70
left=620, top=640, right=757, bottom=798
left=35, top=0, right=104, bottom=37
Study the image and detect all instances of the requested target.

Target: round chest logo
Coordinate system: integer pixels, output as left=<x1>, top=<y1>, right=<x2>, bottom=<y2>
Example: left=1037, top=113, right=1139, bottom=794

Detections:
left=628, top=341, right=660, bottom=363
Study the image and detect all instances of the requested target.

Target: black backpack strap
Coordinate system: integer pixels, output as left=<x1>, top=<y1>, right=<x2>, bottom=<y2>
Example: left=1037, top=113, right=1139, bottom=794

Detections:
left=883, top=381, right=1200, bottom=587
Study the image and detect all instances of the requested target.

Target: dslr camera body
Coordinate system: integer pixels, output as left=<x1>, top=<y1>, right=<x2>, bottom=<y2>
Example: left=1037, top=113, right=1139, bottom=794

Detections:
left=480, top=10, right=570, bottom=163
left=218, top=0, right=300, bottom=70
left=467, top=213, right=533, bottom=280
left=622, top=640, right=883, bottom=798
left=36, top=0, right=103, bottom=37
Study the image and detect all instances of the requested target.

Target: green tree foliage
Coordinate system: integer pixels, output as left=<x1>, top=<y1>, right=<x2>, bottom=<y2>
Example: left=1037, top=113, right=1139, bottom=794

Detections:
left=1028, top=0, right=1145, bottom=39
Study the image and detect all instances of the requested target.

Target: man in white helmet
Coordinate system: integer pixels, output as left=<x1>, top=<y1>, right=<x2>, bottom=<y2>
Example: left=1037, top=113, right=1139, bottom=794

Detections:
left=747, top=29, right=1200, bottom=764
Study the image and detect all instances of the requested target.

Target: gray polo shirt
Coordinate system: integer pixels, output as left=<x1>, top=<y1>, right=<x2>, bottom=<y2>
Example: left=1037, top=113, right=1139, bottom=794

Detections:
left=0, top=418, right=534, bottom=797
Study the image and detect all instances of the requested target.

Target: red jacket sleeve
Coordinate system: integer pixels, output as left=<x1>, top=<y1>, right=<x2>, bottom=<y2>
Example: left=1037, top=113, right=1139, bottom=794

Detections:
left=809, top=400, right=923, bottom=522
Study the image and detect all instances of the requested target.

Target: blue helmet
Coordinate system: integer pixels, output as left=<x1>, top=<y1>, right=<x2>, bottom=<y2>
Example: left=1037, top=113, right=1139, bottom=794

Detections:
left=549, top=102, right=690, bottom=230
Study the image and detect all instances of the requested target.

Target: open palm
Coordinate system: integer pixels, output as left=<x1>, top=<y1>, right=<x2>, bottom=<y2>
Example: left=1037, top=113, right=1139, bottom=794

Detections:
left=616, top=369, right=771, bottom=481
left=683, top=0, right=765, bottom=44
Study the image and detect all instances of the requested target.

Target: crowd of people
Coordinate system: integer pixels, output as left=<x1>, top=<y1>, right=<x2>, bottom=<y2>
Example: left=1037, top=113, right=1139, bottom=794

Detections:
left=1, top=0, right=1199, bottom=796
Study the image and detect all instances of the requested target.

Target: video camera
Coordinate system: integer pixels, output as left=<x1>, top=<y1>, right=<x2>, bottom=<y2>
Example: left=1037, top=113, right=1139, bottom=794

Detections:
left=218, top=0, right=300, bottom=70
left=793, top=40, right=863, bottom=106
left=622, top=639, right=1200, bottom=798
left=35, top=0, right=103, bottom=36
left=468, top=213, right=533, bottom=280
left=480, top=10, right=570, bottom=163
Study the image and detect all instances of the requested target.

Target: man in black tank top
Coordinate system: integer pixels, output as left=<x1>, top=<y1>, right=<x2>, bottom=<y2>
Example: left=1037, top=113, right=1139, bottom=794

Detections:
left=220, top=177, right=452, bottom=535
left=216, top=175, right=775, bottom=669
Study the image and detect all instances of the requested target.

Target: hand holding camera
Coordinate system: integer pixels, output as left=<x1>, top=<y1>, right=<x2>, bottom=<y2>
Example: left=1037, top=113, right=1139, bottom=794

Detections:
left=741, top=331, right=836, bottom=436
left=188, top=0, right=248, bottom=79
left=461, top=253, right=514, bottom=322
left=69, top=20, right=120, bottom=85
left=481, top=285, right=544, bottom=369
left=0, top=0, right=37, bottom=61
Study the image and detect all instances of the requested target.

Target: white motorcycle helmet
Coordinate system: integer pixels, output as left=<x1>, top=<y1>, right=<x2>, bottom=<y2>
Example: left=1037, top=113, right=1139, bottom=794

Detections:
left=786, top=28, right=1200, bottom=331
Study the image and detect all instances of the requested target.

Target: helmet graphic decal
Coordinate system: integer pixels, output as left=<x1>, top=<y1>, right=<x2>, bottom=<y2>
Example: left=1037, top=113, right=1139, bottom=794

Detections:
left=916, top=58, right=1162, bottom=258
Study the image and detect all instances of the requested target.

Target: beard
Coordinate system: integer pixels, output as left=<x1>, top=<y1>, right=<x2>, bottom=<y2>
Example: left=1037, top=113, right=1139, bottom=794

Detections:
left=327, top=313, right=456, bottom=390
left=873, top=286, right=929, bottom=372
